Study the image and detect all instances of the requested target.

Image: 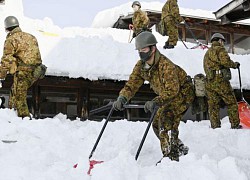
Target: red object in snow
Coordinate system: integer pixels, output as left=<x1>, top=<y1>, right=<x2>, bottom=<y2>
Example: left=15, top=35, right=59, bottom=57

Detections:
left=87, top=160, right=104, bottom=175
left=191, top=43, right=209, bottom=50
left=238, top=100, right=250, bottom=129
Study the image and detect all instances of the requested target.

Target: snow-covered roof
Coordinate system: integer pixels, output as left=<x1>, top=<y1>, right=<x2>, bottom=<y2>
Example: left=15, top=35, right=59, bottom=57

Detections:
left=1, top=1, right=250, bottom=90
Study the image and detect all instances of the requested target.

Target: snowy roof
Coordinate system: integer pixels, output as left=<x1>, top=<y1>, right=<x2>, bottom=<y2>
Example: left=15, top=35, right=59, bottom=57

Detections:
left=1, top=1, right=250, bottom=90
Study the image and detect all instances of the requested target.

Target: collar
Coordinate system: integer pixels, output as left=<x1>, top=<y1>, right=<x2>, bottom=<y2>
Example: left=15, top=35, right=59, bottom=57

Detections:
left=7, top=27, right=22, bottom=37
left=141, top=49, right=161, bottom=71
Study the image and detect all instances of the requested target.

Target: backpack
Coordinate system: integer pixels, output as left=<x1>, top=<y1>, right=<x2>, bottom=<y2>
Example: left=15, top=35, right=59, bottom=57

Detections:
left=33, top=64, right=47, bottom=79
left=194, top=73, right=206, bottom=97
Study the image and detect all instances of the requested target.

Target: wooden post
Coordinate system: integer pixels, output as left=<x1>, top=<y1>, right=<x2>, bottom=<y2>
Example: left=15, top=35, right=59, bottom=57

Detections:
left=230, top=32, right=235, bottom=54
left=77, top=87, right=84, bottom=118
left=182, top=25, right=186, bottom=42
left=32, top=82, right=40, bottom=119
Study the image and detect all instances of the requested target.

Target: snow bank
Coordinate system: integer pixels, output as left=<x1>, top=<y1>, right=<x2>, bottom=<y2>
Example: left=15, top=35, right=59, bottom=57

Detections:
left=0, top=109, right=250, bottom=180
left=1, top=1, right=250, bottom=89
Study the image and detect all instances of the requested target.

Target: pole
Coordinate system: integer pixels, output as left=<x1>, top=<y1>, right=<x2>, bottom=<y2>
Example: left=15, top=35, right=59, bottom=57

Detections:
left=128, top=29, right=132, bottom=43
left=135, top=107, right=158, bottom=161
left=89, top=107, right=114, bottom=159
left=88, top=104, right=145, bottom=159
left=183, top=21, right=199, bottom=43
left=237, top=67, right=244, bottom=101
left=178, top=33, right=189, bottom=49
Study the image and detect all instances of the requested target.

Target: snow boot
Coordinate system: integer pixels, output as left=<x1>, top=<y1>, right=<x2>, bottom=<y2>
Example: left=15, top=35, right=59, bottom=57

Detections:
left=163, top=42, right=174, bottom=49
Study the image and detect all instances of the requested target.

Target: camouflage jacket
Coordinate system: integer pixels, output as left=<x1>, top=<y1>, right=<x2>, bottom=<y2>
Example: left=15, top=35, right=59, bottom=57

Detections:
left=119, top=50, right=188, bottom=105
left=1, top=27, right=42, bottom=72
left=161, top=0, right=183, bottom=23
left=132, top=9, right=150, bottom=34
left=203, top=41, right=237, bottom=81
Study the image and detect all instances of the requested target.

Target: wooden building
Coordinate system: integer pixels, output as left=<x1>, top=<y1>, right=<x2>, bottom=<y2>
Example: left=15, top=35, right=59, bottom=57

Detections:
left=1, top=7, right=250, bottom=121
left=113, top=9, right=250, bottom=54
left=0, top=75, right=157, bottom=121
left=214, top=0, right=250, bottom=25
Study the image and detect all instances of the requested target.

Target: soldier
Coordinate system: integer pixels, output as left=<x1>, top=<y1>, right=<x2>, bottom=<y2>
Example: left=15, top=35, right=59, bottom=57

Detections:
left=161, top=0, right=183, bottom=49
left=203, top=33, right=241, bottom=129
left=0, top=16, right=43, bottom=119
left=130, top=1, right=150, bottom=38
left=113, top=32, right=194, bottom=161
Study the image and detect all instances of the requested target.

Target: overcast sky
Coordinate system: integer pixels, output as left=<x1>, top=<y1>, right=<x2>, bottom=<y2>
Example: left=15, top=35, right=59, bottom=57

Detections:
left=22, top=0, right=230, bottom=28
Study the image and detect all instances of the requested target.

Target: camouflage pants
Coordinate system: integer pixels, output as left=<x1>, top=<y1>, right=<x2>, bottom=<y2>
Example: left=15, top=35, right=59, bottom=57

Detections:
left=206, top=79, right=240, bottom=128
left=152, top=79, right=194, bottom=156
left=152, top=108, right=183, bottom=156
left=9, top=70, right=37, bottom=118
left=164, top=18, right=178, bottom=46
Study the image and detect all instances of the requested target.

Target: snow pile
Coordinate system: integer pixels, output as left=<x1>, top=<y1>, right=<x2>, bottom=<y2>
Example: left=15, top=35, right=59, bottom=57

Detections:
left=0, top=1, right=250, bottom=89
left=0, top=108, right=250, bottom=180
left=92, top=2, right=215, bottom=28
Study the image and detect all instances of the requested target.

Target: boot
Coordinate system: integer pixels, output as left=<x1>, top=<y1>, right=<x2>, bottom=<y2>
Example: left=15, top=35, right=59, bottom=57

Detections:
left=159, top=129, right=170, bottom=157
left=178, top=140, right=189, bottom=156
left=231, top=124, right=242, bottom=129
left=168, top=132, right=180, bottom=161
left=168, top=143, right=179, bottom=161
left=163, top=41, right=174, bottom=49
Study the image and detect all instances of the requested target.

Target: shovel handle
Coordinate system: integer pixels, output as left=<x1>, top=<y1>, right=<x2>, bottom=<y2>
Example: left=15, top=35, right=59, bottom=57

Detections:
left=238, top=67, right=244, bottom=101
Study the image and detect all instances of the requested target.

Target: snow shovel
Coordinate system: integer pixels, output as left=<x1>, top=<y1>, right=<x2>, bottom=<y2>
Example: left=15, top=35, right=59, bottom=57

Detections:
left=85, top=104, right=145, bottom=175
left=87, top=105, right=114, bottom=175
left=73, top=103, right=114, bottom=173
left=87, top=104, right=146, bottom=174
left=237, top=67, right=250, bottom=129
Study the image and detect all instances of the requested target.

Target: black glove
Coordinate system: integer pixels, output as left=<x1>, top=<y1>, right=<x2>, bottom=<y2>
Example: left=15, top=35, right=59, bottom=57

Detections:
left=113, top=96, right=127, bottom=111
left=144, top=101, right=156, bottom=113
left=235, top=62, right=240, bottom=68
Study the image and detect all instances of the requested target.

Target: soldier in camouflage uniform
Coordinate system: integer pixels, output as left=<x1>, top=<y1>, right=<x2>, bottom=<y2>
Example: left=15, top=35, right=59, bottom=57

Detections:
left=162, top=0, right=183, bottom=49
left=203, top=33, right=241, bottom=129
left=0, top=16, right=42, bottom=118
left=113, top=32, right=194, bottom=161
left=130, top=1, right=150, bottom=37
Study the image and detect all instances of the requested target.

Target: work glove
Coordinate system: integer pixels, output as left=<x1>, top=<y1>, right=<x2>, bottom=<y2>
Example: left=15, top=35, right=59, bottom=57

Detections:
left=144, top=101, right=156, bottom=113
left=235, top=62, right=240, bottom=68
left=113, top=96, right=127, bottom=111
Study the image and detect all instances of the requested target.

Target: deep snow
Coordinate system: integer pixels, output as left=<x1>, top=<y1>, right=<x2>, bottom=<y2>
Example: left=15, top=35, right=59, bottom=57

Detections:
left=1, top=1, right=250, bottom=180
left=0, top=109, right=250, bottom=180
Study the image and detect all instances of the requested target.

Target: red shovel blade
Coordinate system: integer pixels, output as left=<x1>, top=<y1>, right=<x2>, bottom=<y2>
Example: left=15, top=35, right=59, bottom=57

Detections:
left=73, top=160, right=104, bottom=175
left=87, top=160, right=104, bottom=175
left=238, top=101, right=250, bottom=129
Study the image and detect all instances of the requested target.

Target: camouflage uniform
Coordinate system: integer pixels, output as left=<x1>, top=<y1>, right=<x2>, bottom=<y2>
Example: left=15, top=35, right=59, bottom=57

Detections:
left=203, top=41, right=240, bottom=128
left=132, top=9, right=150, bottom=35
left=0, top=27, right=42, bottom=118
left=162, top=0, right=183, bottom=46
left=119, top=50, right=194, bottom=158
